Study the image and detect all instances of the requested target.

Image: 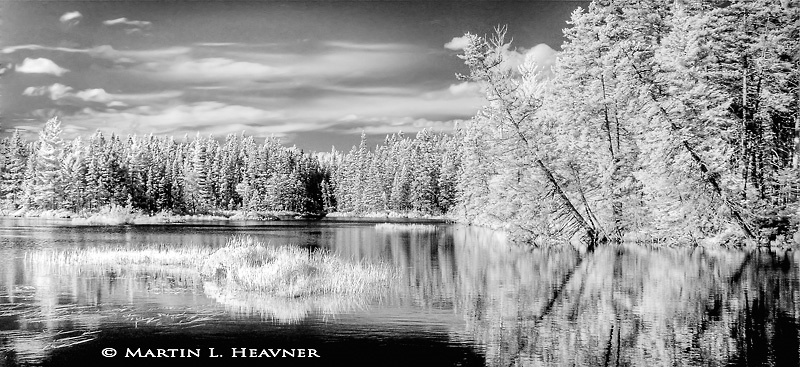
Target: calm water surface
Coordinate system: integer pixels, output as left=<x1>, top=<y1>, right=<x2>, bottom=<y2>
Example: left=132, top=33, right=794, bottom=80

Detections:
left=0, top=218, right=798, bottom=366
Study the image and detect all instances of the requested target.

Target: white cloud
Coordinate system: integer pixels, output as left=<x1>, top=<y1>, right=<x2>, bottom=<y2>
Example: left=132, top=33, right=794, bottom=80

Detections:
left=523, top=43, right=558, bottom=77
left=74, top=89, right=114, bottom=103
left=448, top=81, right=481, bottom=96
left=107, top=101, right=129, bottom=108
left=59, top=11, right=83, bottom=27
left=16, top=58, right=69, bottom=76
left=49, top=83, right=74, bottom=100
left=103, top=17, right=152, bottom=28
left=22, top=83, right=76, bottom=101
left=473, top=42, right=558, bottom=77
left=23, top=86, right=44, bottom=96
left=444, top=36, right=471, bottom=51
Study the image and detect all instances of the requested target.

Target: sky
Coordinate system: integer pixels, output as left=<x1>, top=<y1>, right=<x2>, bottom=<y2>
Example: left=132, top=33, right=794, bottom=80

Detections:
left=0, top=0, right=588, bottom=151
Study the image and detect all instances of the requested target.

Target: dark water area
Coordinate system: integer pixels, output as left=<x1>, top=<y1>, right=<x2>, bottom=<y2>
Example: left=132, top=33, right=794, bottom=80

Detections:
left=0, top=218, right=798, bottom=366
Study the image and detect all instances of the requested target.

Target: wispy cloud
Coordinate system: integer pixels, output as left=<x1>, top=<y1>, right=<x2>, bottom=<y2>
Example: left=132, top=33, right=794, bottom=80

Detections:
left=2, top=44, right=86, bottom=54
left=103, top=17, right=152, bottom=28
left=323, top=41, right=415, bottom=52
left=303, top=92, right=482, bottom=123
left=23, top=83, right=183, bottom=108
left=2, top=44, right=189, bottom=64
left=195, top=42, right=240, bottom=47
left=8, top=39, right=479, bottom=143
left=144, top=58, right=280, bottom=82
left=59, top=11, right=83, bottom=28
left=62, top=101, right=284, bottom=136
left=334, top=116, right=464, bottom=136
left=15, top=58, right=69, bottom=76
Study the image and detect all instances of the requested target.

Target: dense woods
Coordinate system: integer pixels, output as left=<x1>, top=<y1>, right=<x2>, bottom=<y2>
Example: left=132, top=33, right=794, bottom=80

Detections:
left=0, top=117, right=459, bottom=218
left=332, top=130, right=461, bottom=215
left=454, top=0, right=800, bottom=244
left=1, top=0, right=798, bottom=245
left=0, top=119, right=334, bottom=215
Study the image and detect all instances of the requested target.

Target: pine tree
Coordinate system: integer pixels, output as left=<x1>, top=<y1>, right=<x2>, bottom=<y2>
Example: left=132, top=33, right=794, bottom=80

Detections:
left=30, top=117, right=64, bottom=209
left=59, top=137, right=88, bottom=211
left=1, top=129, right=28, bottom=207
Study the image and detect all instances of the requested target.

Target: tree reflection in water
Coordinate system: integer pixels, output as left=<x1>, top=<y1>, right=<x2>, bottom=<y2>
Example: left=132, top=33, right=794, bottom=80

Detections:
left=1, top=223, right=799, bottom=366
left=355, top=225, right=800, bottom=366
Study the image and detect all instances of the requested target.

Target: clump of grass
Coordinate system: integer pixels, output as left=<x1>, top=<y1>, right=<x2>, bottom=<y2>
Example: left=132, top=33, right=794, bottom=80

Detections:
left=26, top=237, right=393, bottom=300
left=200, top=236, right=393, bottom=298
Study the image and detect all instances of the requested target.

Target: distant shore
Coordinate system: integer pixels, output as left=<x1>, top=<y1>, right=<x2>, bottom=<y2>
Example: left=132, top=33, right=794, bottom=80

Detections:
left=0, top=206, right=327, bottom=225
left=0, top=206, right=455, bottom=225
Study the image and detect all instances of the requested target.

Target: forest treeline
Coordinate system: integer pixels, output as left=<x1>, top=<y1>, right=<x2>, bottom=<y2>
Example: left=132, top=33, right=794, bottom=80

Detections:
left=0, top=123, right=335, bottom=214
left=0, top=118, right=459, bottom=218
left=2, top=0, right=798, bottom=245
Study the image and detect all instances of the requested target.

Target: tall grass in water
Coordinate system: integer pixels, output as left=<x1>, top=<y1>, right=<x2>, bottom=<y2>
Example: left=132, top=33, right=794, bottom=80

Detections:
left=26, top=237, right=393, bottom=299
left=26, top=244, right=213, bottom=269
left=200, top=236, right=392, bottom=298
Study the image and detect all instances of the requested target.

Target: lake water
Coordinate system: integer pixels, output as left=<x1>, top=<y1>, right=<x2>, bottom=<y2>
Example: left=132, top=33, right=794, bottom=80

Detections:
left=0, top=218, right=798, bottom=366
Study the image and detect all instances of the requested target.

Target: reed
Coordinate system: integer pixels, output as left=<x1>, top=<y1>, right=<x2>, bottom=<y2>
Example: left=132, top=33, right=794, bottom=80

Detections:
left=26, top=244, right=213, bottom=268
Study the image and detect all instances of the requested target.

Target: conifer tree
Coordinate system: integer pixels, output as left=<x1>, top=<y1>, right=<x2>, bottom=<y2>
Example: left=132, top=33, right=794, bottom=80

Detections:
left=30, top=117, right=64, bottom=209
left=1, top=129, right=28, bottom=207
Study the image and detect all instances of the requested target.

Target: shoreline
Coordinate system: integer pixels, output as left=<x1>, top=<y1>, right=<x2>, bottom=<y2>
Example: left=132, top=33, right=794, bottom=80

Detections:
left=3, top=207, right=797, bottom=249
left=0, top=207, right=453, bottom=225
